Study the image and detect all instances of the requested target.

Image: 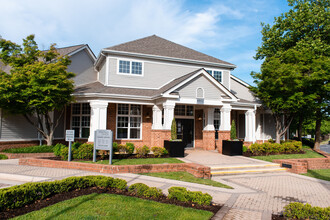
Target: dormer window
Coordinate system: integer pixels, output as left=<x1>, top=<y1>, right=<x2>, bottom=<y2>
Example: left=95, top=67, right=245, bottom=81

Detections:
left=205, top=69, right=222, bottom=83
left=118, top=59, right=143, bottom=75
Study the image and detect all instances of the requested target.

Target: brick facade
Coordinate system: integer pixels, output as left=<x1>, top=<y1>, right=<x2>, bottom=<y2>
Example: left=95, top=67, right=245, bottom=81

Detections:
left=194, top=109, right=203, bottom=149
left=202, top=131, right=215, bottom=150
left=216, top=131, right=230, bottom=153
left=150, top=130, right=171, bottom=147
left=273, top=157, right=330, bottom=174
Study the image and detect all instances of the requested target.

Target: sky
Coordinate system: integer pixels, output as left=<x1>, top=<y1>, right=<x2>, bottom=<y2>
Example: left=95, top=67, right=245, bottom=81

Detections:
left=0, top=0, right=291, bottom=85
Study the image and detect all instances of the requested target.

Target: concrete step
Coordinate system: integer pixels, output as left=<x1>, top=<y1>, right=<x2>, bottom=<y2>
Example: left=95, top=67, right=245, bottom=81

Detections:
left=211, top=163, right=286, bottom=176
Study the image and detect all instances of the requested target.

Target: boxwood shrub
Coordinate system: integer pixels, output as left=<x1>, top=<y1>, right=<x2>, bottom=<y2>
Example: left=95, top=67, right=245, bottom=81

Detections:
left=247, top=141, right=302, bottom=156
left=283, top=202, right=330, bottom=220
left=0, top=176, right=127, bottom=211
left=151, top=146, right=168, bottom=157
left=128, top=183, right=162, bottom=199
left=168, top=187, right=212, bottom=205
left=136, top=145, right=150, bottom=158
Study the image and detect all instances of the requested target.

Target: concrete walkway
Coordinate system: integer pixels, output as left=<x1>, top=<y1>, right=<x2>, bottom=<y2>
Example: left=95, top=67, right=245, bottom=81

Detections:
left=0, top=158, right=329, bottom=220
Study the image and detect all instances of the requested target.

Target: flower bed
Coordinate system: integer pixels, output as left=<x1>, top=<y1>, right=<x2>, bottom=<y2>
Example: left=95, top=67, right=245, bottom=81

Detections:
left=243, top=141, right=303, bottom=156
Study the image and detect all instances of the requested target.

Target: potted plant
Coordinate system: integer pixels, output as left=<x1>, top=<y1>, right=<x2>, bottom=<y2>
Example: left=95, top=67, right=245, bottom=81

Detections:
left=164, top=118, right=185, bottom=157
left=222, top=120, right=243, bottom=156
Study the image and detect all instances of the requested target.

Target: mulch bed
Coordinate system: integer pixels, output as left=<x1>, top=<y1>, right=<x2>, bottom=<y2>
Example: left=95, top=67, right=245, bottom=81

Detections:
left=272, top=214, right=285, bottom=219
left=0, top=187, right=221, bottom=219
left=243, top=150, right=305, bottom=157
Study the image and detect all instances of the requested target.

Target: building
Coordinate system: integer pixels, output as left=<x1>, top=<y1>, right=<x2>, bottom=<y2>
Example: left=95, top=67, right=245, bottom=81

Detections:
left=0, top=35, right=276, bottom=151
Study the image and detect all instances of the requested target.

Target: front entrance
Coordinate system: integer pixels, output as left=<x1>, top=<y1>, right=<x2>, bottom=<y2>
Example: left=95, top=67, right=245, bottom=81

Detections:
left=176, top=119, right=194, bottom=148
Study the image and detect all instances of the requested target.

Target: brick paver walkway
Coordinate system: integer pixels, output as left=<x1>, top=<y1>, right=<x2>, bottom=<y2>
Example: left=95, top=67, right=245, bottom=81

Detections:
left=0, top=159, right=329, bottom=219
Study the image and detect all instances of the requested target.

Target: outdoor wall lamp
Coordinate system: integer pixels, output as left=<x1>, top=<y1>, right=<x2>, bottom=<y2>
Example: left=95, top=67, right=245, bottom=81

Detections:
left=198, top=115, right=202, bottom=121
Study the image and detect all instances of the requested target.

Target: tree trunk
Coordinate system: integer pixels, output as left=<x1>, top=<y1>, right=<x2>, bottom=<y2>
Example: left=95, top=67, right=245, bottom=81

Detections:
left=275, top=130, right=281, bottom=144
left=297, top=115, right=303, bottom=141
left=314, top=109, right=322, bottom=150
left=46, top=134, right=53, bottom=146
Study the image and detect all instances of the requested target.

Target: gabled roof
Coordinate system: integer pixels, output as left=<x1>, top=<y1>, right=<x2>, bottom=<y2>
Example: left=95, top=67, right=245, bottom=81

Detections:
left=104, top=35, right=235, bottom=67
left=55, top=44, right=86, bottom=56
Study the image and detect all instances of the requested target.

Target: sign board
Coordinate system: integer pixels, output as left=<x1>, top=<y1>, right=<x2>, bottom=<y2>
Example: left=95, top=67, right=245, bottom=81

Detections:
left=65, top=130, right=75, bottom=142
left=94, top=130, right=112, bottom=150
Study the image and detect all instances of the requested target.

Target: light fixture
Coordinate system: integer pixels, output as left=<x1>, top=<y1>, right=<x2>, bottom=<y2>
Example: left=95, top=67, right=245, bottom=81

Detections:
left=146, top=112, right=151, bottom=119
left=198, top=115, right=202, bottom=121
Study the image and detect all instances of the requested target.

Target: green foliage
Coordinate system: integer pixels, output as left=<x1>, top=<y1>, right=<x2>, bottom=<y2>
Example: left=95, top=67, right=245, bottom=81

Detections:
left=135, top=145, right=150, bottom=158
left=73, top=143, right=93, bottom=160
left=151, top=146, right=168, bottom=157
left=168, top=187, right=212, bottom=206
left=0, top=176, right=127, bottom=211
left=125, top=143, right=135, bottom=154
left=0, top=154, right=8, bottom=160
left=283, top=202, right=330, bottom=220
left=248, top=141, right=302, bottom=156
left=230, top=120, right=237, bottom=140
left=53, top=143, right=66, bottom=156
left=128, top=183, right=162, bottom=199
left=171, top=118, right=177, bottom=140
left=72, top=142, right=82, bottom=149
left=118, top=144, right=127, bottom=153
left=2, top=145, right=54, bottom=153
left=60, top=146, right=69, bottom=160
left=0, top=35, right=75, bottom=146
left=112, top=142, right=118, bottom=152
left=242, top=145, right=248, bottom=153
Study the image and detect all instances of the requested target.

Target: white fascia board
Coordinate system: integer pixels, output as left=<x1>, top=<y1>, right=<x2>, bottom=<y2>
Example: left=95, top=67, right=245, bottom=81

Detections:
left=74, top=93, right=154, bottom=100
left=102, top=49, right=237, bottom=69
left=176, top=97, right=224, bottom=106
left=94, top=52, right=106, bottom=70
left=230, top=75, right=251, bottom=88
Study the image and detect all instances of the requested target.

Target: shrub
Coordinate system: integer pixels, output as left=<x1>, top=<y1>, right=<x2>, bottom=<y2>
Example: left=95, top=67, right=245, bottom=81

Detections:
left=53, top=143, right=66, bottom=157
left=151, top=146, right=168, bottom=157
left=128, top=183, right=162, bottom=199
left=230, top=120, right=237, bottom=140
left=118, top=144, right=127, bottom=153
left=242, top=145, right=248, bottom=153
left=72, top=142, right=82, bottom=149
left=171, top=118, right=177, bottom=140
left=143, top=187, right=162, bottom=199
left=113, top=142, right=119, bottom=153
left=0, top=176, right=127, bottom=211
left=60, top=146, right=69, bottom=160
left=136, top=145, right=150, bottom=158
left=283, top=202, right=330, bottom=220
left=73, top=143, right=94, bottom=160
left=247, top=141, right=302, bottom=156
left=125, top=143, right=135, bottom=154
left=168, top=187, right=212, bottom=205
left=0, top=154, right=8, bottom=160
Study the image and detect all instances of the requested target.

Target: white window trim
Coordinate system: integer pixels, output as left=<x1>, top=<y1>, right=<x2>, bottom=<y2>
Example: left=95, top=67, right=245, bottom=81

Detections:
left=116, top=104, right=143, bottom=140
left=174, top=104, right=194, bottom=119
left=205, top=69, right=223, bottom=84
left=71, top=103, right=91, bottom=139
left=196, top=87, right=204, bottom=99
left=117, top=59, right=144, bottom=77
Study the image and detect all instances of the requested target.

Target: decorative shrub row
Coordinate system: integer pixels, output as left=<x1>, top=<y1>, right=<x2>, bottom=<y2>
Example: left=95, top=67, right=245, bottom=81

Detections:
left=0, top=176, right=127, bottom=211
left=151, top=146, right=168, bottom=157
left=54, top=143, right=93, bottom=160
left=113, top=143, right=168, bottom=157
left=247, top=141, right=302, bottom=156
left=112, top=142, right=135, bottom=154
left=283, top=202, right=330, bottom=220
left=168, top=187, right=212, bottom=206
left=128, top=183, right=162, bottom=199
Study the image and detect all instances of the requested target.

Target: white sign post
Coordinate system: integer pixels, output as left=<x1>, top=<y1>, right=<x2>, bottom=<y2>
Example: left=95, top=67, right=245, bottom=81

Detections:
left=65, top=130, right=75, bottom=162
left=93, top=129, right=113, bottom=164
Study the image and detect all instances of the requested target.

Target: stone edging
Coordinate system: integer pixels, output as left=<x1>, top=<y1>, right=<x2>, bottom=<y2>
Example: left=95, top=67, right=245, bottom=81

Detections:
left=1, top=153, right=55, bottom=159
left=19, top=158, right=211, bottom=179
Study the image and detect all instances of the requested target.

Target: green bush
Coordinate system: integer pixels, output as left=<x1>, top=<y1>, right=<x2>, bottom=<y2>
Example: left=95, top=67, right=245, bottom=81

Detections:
left=72, top=142, right=82, bottom=149
left=230, top=120, right=237, bottom=140
left=118, top=144, right=127, bottom=153
left=151, top=146, right=168, bottom=157
left=128, top=183, right=162, bottom=199
left=136, top=145, right=150, bottom=158
left=242, top=145, right=248, bottom=153
left=283, top=202, right=330, bottom=220
left=168, top=187, right=212, bottom=205
left=60, top=146, right=69, bottom=160
left=113, top=142, right=119, bottom=152
left=73, top=143, right=93, bottom=160
left=171, top=118, right=177, bottom=140
left=247, top=141, right=302, bottom=156
left=0, top=176, right=127, bottom=211
left=125, top=143, right=135, bottom=154
left=53, top=143, right=66, bottom=157
left=0, top=154, right=8, bottom=160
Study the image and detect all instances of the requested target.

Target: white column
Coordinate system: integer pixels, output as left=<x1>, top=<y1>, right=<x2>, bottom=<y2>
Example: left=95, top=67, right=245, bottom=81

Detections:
left=163, top=103, right=175, bottom=130
left=245, top=109, right=256, bottom=142
left=88, top=101, right=108, bottom=142
left=152, top=105, right=163, bottom=130
left=220, top=104, right=231, bottom=131
left=204, top=107, right=215, bottom=131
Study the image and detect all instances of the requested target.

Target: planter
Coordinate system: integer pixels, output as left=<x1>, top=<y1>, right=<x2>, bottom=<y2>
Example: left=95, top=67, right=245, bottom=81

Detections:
left=222, top=140, right=243, bottom=156
left=164, top=140, right=185, bottom=157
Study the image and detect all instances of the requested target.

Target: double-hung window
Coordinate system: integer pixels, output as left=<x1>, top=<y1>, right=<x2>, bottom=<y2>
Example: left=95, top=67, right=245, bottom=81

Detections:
left=71, top=103, right=91, bottom=138
left=204, top=69, right=222, bottom=83
left=118, top=60, right=143, bottom=75
left=117, top=104, right=142, bottom=139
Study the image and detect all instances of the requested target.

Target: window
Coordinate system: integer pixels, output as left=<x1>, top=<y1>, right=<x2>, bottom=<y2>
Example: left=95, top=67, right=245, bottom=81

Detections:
left=117, top=104, right=142, bottom=139
left=71, top=103, right=90, bottom=138
left=206, top=70, right=212, bottom=75
left=196, top=88, right=204, bottom=99
left=174, top=105, right=194, bottom=117
left=213, top=71, right=222, bottom=83
left=118, top=60, right=143, bottom=75
left=214, top=108, right=221, bottom=140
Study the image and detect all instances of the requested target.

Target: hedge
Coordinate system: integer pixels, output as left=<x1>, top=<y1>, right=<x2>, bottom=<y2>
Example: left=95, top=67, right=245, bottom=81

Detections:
left=128, top=183, right=162, bottom=199
left=247, top=141, right=302, bottom=156
left=168, top=187, right=212, bottom=205
left=283, top=202, right=330, bottom=220
left=0, top=176, right=127, bottom=211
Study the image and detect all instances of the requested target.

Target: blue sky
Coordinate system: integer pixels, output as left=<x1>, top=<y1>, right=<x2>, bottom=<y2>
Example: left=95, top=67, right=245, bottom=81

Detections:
left=0, top=0, right=291, bottom=84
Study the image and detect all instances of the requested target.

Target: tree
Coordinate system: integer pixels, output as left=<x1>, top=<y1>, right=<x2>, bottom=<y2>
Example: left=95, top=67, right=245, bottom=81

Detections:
left=230, top=120, right=237, bottom=140
left=0, top=35, right=75, bottom=145
left=171, top=118, right=177, bottom=140
left=251, top=0, right=329, bottom=145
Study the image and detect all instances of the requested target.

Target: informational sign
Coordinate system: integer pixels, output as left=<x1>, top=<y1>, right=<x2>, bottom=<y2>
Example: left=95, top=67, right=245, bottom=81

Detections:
left=65, top=130, right=75, bottom=142
left=93, top=129, right=113, bottom=164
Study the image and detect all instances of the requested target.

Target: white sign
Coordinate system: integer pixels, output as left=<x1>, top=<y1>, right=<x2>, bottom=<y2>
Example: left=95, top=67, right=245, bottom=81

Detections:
left=65, top=130, right=75, bottom=142
left=94, top=129, right=112, bottom=150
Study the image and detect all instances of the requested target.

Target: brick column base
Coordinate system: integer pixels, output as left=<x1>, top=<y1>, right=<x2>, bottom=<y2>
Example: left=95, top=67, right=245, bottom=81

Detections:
left=216, top=131, right=230, bottom=154
left=150, top=130, right=171, bottom=147
left=202, top=130, right=215, bottom=150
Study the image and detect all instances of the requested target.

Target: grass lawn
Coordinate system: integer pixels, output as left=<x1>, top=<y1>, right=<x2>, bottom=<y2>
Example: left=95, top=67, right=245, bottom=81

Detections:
left=251, top=146, right=324, bottom=162
left=2, top=145, right=54, bottom=154
left=301, top=169, right=330, bottom=182
left=77, top=157, right=184, bottom=165
left=14, top=193, right=213, bottom=220
left=141, top=171, right=233, bottom=189
left=0, top=154, right=8, bottom=160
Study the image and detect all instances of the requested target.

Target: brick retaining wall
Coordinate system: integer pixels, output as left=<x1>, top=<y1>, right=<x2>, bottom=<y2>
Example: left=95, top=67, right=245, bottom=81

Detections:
left=19, top=158, right=211, bottom=179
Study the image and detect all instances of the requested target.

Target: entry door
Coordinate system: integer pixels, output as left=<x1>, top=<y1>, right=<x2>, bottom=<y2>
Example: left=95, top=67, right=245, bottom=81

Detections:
left=176, top=119, right=194, bottom=148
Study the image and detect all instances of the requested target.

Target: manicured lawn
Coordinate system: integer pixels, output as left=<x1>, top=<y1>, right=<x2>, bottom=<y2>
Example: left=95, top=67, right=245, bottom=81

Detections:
left=141, top=171, right=233, bottom=189
left=251, top=147, right=324, bottom=162
left=77, top=158, right=184, bottom=165
left=2, top=145, right=54, bottom=153
left=301, top=169, right=330, bottom=182
left=14, top=193, right=213, bottom=220
left=0, top=154, right=8, bottom=160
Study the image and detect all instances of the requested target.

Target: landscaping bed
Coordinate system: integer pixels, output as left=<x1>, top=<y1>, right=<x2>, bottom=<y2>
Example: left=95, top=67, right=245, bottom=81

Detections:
left=1, top=145, right=54, bottom=153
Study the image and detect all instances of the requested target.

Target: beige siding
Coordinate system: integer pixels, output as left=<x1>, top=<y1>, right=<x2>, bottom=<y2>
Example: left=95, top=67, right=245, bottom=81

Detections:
left=54, top=110, right=65, bottom=138
left=98, top=59, right=106, bottom=85
left=177, top=75, right=229, bottom=100
left=230, top=78, right=256, bottom=102
left=68, top=49, right=97, bottom=86
left=222, top=71, right=230, bottom=89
